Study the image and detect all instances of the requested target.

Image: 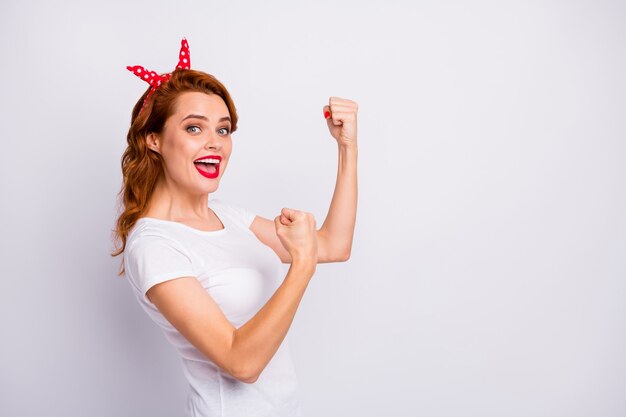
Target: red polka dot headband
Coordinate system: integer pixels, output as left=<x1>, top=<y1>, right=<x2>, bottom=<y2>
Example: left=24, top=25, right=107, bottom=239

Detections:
left=126, top=37, right=191, bottom=113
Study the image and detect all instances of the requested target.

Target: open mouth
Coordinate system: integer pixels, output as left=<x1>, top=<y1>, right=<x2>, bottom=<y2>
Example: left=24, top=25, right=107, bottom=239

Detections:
left=193, top=155, right=221, bottom=179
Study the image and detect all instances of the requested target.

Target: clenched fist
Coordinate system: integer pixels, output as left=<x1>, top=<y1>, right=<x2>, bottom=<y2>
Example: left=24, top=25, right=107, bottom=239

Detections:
left=323, top=96, right=358, bottom=148
left=274, top=207, right=318, bottom=263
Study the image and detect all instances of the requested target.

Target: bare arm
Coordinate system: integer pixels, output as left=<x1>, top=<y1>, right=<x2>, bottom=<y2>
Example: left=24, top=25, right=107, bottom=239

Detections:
left=230, top=260, right=315, bottom=381
left=317, top=142, right=358, bottom=260
left=318, top=97, right=359, bottom=259
left=250, top=216, right=344, bottom=263
left=249, top=98, right=359, bottom=264
left=147, top=261, right=315, bottom=384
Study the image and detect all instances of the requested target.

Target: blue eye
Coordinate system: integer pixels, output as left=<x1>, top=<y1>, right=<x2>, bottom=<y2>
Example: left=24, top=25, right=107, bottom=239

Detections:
left=218, top=127, right=231, bottom=135
left=186, top=125, right=201, bottom=134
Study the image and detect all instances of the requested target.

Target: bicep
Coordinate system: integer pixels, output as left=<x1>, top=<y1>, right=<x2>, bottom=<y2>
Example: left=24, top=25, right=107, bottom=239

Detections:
left=146, top=277, right=242, bottom=380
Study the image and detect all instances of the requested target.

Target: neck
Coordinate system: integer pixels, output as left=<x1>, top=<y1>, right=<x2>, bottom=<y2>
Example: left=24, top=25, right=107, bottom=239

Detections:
left=145, top=175, right=212, bottom=222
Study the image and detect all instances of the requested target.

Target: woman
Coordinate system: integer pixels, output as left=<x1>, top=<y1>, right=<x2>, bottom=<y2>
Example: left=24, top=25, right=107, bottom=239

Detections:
left=112, top=38, right=358, bottom=417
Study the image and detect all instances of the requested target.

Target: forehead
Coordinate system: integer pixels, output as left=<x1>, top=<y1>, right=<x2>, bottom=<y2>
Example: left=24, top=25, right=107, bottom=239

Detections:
left=171, top=91, right=229, bottom=119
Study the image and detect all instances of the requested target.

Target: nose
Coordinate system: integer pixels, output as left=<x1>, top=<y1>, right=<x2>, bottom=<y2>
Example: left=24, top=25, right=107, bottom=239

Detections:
left=203, top=133, right=222, bottom=150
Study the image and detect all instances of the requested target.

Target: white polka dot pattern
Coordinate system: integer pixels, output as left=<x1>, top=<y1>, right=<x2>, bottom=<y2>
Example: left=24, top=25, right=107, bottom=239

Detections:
left=126, top=37, right=191, bottom=112
left=177, top=39, right=191, bottom=70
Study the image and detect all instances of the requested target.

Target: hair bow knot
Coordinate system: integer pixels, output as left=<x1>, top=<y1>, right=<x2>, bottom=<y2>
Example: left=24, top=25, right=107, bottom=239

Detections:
left=126, top=37, right=191, bottom=112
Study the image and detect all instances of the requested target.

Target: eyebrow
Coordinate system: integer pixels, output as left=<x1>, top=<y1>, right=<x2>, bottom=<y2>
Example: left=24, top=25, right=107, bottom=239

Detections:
left=180, top=114, right=231, bottom=124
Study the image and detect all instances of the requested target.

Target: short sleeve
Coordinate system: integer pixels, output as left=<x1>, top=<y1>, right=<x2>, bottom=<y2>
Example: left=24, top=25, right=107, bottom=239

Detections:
left=236, top=205, right=257, bottom=228
left=124, top=235, right=195, bottom=300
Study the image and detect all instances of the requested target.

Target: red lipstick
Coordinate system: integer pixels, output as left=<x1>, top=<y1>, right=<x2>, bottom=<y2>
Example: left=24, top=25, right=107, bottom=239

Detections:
left=193, top=155, right=221, bottom=179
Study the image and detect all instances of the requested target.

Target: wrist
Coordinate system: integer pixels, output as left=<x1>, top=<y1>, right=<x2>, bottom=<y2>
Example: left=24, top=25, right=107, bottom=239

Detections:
left=339, top=142, right=358, bottom=152
left=338, top=143, right=358, bottom=155
left=290, top=257, right=317, bottom=275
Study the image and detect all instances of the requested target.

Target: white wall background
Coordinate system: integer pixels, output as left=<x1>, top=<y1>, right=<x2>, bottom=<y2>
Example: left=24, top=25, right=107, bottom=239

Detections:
left=1, top=0, right=624, bottom=416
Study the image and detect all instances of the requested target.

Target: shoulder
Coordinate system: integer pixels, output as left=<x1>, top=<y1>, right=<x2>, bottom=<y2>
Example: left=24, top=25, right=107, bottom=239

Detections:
left=127, top=218, right=167, bottom=244
left=209, top=197, right=257, bottom=229
left=124, top=221, right=194, bottom=280
left=123, top=223, right=196, bottom=301
left=209, top=197, right=242, bottom=212
left=125, top=219, right=189, bottom=256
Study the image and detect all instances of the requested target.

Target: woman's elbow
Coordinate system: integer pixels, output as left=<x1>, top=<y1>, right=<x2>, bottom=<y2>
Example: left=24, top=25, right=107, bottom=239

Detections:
left=230, top=365, right=260, bottom=384
left=246, top=374, right=260, bottom=384
left=238, top=372, right=259, bottom=384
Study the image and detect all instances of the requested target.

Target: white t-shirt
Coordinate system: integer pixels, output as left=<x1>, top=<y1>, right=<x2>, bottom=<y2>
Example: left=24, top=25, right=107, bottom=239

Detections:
left=124, top=197, right=303, bottom=417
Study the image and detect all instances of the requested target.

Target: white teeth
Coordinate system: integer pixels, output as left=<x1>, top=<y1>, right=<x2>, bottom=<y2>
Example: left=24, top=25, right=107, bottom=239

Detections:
left=195, top=158, right=220, bottom=164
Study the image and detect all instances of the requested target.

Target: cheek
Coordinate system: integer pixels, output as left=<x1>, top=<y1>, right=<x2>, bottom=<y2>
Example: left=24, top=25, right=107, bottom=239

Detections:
left=161, top=147, right=192, bottom=175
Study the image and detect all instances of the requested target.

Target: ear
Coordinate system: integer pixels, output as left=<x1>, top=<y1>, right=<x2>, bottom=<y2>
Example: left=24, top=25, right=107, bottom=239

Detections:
left=146, top=132, right=161, bottom=154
